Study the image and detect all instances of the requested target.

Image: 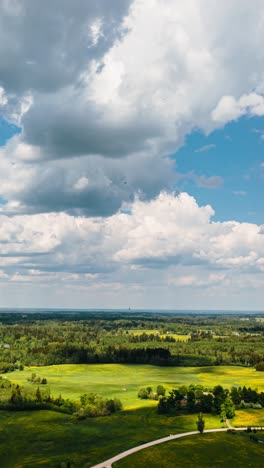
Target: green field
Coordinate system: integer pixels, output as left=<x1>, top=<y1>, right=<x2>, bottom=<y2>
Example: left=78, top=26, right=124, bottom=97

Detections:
left=0, top=409, right=225, bottom=467
left=114, top=432, right=264, bottom=468
left=1, top=364, right=264, bottom=466
left=4, top=364, right=264, bottom=409
left=128, top=329, right=190, bottom=341
left=233, top=409, right=264, bottom=427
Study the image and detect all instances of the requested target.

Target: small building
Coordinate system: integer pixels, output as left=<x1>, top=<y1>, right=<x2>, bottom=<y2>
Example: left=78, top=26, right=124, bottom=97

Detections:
left=179, top=396, right=188, bottom=406
left=4, top=343, right=10, bottom=349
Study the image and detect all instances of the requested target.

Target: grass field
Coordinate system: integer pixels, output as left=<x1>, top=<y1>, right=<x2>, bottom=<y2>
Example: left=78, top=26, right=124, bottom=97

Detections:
left=4, top=364, right=264, bottom=409
left=233, top=409, right=264, bottom=427
left=114, top=432, right=264, bottom=467
left=1, top=364, right=263, bottom=466
left=128, top=329, right=190, bottom=341
left=0, top=408, right=225, bottom=467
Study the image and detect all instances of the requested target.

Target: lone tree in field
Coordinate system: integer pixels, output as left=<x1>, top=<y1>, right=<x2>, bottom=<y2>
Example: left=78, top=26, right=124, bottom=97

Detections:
left=196, top=413, right=205, bottom=433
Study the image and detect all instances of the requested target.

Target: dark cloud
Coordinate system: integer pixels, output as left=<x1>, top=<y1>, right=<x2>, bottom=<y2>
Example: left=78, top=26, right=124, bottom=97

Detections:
left=0, top=0, right=131, bottom=94
left=21, top=91, right=162, bottom=159
left=1, top=153, right=176, bottom=216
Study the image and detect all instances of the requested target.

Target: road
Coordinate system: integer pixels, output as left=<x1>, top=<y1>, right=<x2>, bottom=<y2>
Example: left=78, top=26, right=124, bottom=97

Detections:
left=90, top=426, right=247, bottom=468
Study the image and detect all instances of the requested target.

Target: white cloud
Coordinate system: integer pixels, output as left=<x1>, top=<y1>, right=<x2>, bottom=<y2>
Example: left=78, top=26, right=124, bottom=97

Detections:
left=0, top=86, right=7, bottom=107
left=0, top=192, right=263, bottom=278
left=0, top=1, right=264, bottom=308
left=195, top=144, right=216, bottom=153
left=0, top=192, right=263, bottom=308
left=212, top=93, right=264, bottom=124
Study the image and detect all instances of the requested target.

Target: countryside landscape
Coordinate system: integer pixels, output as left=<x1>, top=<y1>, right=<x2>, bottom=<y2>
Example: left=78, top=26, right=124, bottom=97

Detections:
left=1, top=1, right=264, bottom=467
left=0, top=310, right=264, bottom=466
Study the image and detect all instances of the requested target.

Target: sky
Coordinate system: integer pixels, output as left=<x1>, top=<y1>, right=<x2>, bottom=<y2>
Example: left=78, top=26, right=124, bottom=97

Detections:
left=0, top=0, right=264, bottom=311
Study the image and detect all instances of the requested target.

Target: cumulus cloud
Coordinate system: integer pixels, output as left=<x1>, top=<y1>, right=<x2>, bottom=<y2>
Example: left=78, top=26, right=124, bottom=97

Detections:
left=0, top=191, right=263, bottom=308
left=0, top=143, right=176, bottom=216
left=212, top=93, right=264, bottom=124
left=1, top=1, right=264, bottom=308
left=1, top=1, right=264, bottom=216
left=0, top=192, right=263, bottom=278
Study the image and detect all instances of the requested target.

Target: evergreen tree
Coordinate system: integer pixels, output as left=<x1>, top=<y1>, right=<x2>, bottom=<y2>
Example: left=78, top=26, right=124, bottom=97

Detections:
left=196, top=413, right=205, bottom=433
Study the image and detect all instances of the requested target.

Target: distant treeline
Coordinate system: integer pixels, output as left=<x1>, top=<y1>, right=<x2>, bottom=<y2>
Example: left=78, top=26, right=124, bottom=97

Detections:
left=0, top=314, right=264, bottom=370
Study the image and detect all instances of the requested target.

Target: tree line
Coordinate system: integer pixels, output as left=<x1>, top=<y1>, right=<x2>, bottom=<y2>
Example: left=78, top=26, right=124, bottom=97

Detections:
left=0, top=376, right=122, bottom=419
left=157, top=384, right=264, bottom=419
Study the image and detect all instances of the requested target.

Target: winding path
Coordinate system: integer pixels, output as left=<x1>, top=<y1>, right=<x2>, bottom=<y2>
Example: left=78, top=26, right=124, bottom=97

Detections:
left=91, top=426, right=247, bottom=468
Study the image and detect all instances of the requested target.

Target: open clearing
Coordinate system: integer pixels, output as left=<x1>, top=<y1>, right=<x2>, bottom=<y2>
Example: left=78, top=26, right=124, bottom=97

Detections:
left=114, top=432, right=264, bottom=468
left=128, top=329, right=190, bottom=341
left=4, top=364, right=264, bottom=409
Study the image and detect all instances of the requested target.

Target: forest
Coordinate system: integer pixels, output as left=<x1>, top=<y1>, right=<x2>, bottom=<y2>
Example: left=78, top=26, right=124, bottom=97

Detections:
left=0, top=311, right=263, bottom=372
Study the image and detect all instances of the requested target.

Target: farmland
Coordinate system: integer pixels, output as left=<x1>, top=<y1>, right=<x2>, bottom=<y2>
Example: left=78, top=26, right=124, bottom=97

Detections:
left=4, top=363, right=264, bottom=409
left=0, top=311, right=264, bottom=467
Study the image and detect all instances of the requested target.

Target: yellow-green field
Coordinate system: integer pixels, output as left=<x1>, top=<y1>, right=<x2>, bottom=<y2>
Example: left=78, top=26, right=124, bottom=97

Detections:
left=128, top=329, right=190, bottom=341
left=233, top=409, right=264, bottom=427
left=1, top=361, right=264, bottom=467
left=3, top=364, right=264, bottom=409
left=114, top=432, right=264, bottom=468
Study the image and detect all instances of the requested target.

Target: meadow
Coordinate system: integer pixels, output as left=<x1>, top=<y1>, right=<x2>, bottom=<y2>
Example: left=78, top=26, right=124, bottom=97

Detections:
left=5, top=363, right=264, bottom=409
left=1, top=364, right=264, bottom=466
left=0, top=408, right=225, bottom=467
left=114, top=432, right=264, bottom=468
left=128, top=329, right=190, bottom=341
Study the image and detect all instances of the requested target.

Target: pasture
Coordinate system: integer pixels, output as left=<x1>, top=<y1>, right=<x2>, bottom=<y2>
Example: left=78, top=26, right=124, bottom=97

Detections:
left=114, top=432, right=264, bottom=467
left=0, top=409, right=224, bottom=467
left=4, top=364, right=264, bottom=409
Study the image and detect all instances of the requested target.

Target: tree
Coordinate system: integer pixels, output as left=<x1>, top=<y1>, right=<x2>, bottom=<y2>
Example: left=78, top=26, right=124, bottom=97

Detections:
left=187, top=390, right=196, bottom=412
left=224, top=397, right=235, bottom=419
left=220, top=403, right=227, bottom=422
left=36, top=387, right=42, bottom=403
left=156, top=385, right=166, bottom=397
left=196, top=413, right=205, bottom=433
left=138, top=388, right=149, bottom=399
left=213, top=385, right=226, bottom=413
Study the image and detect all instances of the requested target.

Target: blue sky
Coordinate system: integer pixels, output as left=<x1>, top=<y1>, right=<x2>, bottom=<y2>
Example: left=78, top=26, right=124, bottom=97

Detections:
left=2, top=115, right=264, bottom=224
left=174, top=116, right=264, bottom=224
left=0, top=118, right=20, bottom=146
left=0, top=1, right=264, bottom=310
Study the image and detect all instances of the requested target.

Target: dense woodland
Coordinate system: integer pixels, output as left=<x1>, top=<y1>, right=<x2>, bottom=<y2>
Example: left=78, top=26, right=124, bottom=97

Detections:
left=0, top=311, right=264, bottom=372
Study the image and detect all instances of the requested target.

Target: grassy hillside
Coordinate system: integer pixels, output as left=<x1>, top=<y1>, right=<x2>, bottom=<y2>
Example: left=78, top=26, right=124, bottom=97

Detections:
left=115, top=432, right=264, bottom=467
left=4, top=364, right=264, bottom=409
left=0, top=409, right=224, bottom=467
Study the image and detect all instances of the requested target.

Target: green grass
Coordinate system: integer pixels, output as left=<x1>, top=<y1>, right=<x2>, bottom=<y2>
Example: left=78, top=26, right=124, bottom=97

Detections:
left=4, top=364, right=264, bottom=409
left=0, top=408, right=224, bottom=467
left=233, top=409, right=264, bottom=427
left=114, top=432, right=264, bottom=468
left=1, top=364, right=263, bottom=466
left=128, top=329, right=190, bottom=341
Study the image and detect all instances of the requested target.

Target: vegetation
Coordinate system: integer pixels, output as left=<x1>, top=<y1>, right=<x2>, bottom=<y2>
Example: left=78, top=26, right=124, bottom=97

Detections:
left=196, top=413, right=205, bottom=433
left=114, top=432, right=264, bottom=467
left=3, top=363, right=264, bottom=410
left=1, top=311, right=264, bottom=371
left=0, top=408, right=225, bottom=467
left=0, top=380, right=122, bottom=421
left=0, top=311, right=263, bottom=466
